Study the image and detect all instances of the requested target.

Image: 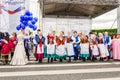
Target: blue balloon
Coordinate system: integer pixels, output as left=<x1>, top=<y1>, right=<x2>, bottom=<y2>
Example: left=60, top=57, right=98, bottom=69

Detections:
left=16, top=25, right=21, bottom=30
left=31, top=20, right=36, bottom=25
left=28, top=16, right=33, bottom=20
left=34, top=17, right=38, bottom=22
left=20, top=15, right=24, bottom=20
left=33, top=25, right=37, bottom=31
left=25, top=10, right=31, bottom=16
left=22, top=21, right=28, bottom=26
left=28, top=23, right=34, bottom=28
left=24, top=15, right=29, bottom=21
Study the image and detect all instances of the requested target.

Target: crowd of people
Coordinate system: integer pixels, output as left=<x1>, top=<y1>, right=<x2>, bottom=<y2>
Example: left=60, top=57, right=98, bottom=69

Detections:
left=0, top=29, right=120, bottom=65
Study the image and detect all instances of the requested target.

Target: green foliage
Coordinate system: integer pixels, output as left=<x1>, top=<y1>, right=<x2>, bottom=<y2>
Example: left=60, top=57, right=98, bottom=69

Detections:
left=91, top=29, right=117, bottom=36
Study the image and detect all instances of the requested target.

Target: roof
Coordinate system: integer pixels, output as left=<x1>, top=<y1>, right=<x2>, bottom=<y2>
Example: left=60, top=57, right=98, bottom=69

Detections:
left=42, top=0, right=119, bottom=18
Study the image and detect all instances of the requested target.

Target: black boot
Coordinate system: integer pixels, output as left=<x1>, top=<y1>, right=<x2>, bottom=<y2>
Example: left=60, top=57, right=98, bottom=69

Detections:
left=48, top=58, right=50, bottom=63
left=51, top=58, right=53, bottom=63
left=59, top=59, right=63, bottom=62
left=39, top=59, right=42, bottom=63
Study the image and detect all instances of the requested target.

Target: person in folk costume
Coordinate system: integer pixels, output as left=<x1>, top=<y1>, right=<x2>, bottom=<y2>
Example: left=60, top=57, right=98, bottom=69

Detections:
left=66, top=32, right=74, bottom=62
left=90, top=34, right=100, bottom=62
left=10, top=30, right=28, bottom=65
left=34, top=32, right=45, bottom=63
left=24, top=33, right=30, bottom=61
left=34, top=29, right=41, bottom=61
left=52, top=31, right=57, bottom=61
left=9, top=32, right=17, bottom=60
left=79, top=34, right=90, bottom=61
left=1, top=32, right=11, bottom=65
left=56, top=31, right=67, bottom=62
left=98, top=33, right=109, bottom=61
left=0, top=32, right=4, bottom=59
left=104, top=31, right=111, bottom=60
left=45, top=32, right=56, bottom=63
left=72, top=31, right=80, bottom=61
left=110, top=34, right=120, bottom=60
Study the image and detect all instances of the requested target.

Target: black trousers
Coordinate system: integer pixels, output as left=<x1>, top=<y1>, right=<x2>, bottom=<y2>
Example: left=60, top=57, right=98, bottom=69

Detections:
left=25, top=48, right=30, bottom=61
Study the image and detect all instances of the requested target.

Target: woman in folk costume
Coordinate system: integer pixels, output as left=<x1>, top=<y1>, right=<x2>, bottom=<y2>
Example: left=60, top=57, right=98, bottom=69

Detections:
left=9, top=32, right=17, bottom=60
left=10, top=30, right=28, bottom=65
left=34, top=32, right=45, bottom=63
left=45, top=32, right=56, bottom=63
left=33, top=29, right=41, bottom=61
left=1, top=32, right=11, bottom=65
left=66, top=32, right=74, bottom=62
left=79, top=34, right=90, bottom=61
left=52, top=31, right=58, bottom=61
left=98, top=33, right=109, bottom=61
left=111, top=34, right=120, bottom=60
left=56, top=31, right=67, bottom=62
left=90, top=34, right=100, bottom=61
left=104, top=32, right=111, bottom=60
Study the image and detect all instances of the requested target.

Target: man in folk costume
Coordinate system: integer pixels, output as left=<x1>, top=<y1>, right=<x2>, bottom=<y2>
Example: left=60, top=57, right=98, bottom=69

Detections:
left=56, top=31, right=67, bottom=62
left=24, top=33, right=30, bottom=61
left=45, top=32, right=55, bottom=63
left=34, top=32, right=45, bottom=63
left=66, top=32, right=74, bottom=62
left=72, top=31, right=80, bottom=61
left=104, top=32, right=111, bottom=60
left=9, top=32, right=17, bottom=60
left=1, top=32, right=11, bottom=65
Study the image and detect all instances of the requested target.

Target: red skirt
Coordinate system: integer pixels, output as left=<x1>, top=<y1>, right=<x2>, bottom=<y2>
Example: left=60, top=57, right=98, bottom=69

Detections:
left=1, top=44, right=10, bottom=56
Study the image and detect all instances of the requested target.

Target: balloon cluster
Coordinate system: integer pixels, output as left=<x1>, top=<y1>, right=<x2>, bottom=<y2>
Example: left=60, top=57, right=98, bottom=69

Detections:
left=16, top=10, right=38, bottom=31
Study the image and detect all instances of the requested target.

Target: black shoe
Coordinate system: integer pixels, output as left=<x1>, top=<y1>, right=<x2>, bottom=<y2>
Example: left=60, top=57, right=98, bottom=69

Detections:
left=59, top=59, right=63, bottom=62
left=38, top=59, right=42, bottom=63
left=51, top=58, right=53, bottom=63
left=54, top=58, right=57, bottom=61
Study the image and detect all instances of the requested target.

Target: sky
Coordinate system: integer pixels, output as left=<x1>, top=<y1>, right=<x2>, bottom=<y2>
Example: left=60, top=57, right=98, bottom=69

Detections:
left=92, top=8, right=117, bottom=30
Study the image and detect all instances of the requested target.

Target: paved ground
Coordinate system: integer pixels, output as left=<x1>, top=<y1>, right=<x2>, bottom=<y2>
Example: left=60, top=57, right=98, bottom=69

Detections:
left=0, top=58, right=120, bottom=80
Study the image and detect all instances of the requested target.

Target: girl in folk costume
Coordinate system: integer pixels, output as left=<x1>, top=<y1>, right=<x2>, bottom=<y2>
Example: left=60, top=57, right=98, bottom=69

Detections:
left=110, top=34, right=120, bottom=60
left=10, top=30, right=28, bottom=65
left=34, top=32, right=45, bottom=63
left=45, top=32, right=56, bottom=63
left=90, top=34, right=100, bottom=61
left=66, top=32, right=74, bottom=62
left=1, top=32, right=11, bottom=65
left=79, top=34, right=90, bottom=61
left=56, top=31, right=67, bottom=62
left=98, top=33, right=109, bottom=61
left=9, top=32, right=17, bottom=60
